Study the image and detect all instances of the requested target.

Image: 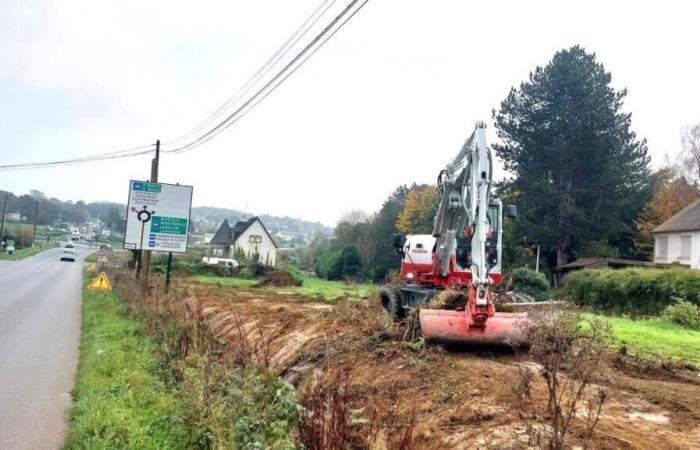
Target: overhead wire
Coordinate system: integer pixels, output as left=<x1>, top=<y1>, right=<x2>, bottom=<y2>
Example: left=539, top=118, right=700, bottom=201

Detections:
left=163, top=0, right=338, bottom=148
left=0, top=0, right=370, bottom=170
left=164, top=0, right=368, bottom=154
left=0, top=144, right=156, bottom=170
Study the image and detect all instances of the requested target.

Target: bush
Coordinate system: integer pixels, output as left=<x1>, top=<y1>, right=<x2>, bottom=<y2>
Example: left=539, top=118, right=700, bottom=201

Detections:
left=564, top=268, right=700, bottom=315
left=315, top=249, right=344, bottom=280
left=315, top=245, right=362, bottom=280
left=662, top=298, right=700, bottom=329
left=510, top=267, right=550, bottom=299
left=238, top=267, right=255, bottom=279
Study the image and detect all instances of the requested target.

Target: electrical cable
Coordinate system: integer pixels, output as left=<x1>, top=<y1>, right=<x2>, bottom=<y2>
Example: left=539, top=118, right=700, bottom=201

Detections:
left=164, top=0, right=368, bottom=154
left=0, top=0, right=369, bottom=170
left=164, top=0, right=338, bottom=148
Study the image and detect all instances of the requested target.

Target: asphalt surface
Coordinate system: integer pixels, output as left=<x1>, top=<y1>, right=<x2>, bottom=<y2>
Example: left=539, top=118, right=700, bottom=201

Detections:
left=0, top=246, right=90, bottom=450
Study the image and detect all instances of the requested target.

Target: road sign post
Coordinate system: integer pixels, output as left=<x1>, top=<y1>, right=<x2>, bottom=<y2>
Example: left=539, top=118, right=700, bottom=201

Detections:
left=123, top=179, right=193, bottom=285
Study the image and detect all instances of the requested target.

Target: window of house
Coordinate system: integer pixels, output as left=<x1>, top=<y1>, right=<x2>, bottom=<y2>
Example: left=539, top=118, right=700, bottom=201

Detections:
left=248, top=235, right=263, bottom=244
left=656, top=236, right=668, bottom=259
left=680, top=235, right=692, bottom=259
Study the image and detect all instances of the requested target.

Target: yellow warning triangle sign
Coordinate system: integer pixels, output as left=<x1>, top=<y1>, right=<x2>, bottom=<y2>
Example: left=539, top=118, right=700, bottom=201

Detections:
left=88, top=272, right=112, bottom=291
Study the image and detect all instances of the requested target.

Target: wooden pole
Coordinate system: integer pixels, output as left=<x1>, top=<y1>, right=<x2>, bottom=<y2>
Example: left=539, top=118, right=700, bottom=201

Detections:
left=143, top=140, right=160, bottom=285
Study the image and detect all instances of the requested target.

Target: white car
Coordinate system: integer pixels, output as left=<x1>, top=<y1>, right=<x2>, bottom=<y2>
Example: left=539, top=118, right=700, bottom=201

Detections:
left=60, top=249, right=77, bottom=262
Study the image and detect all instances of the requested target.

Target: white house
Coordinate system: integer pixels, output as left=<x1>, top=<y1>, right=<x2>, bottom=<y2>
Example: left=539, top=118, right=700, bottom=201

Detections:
left=210, top=217, right=277, bottom=266
left=653, top=198, right=700, bottom=269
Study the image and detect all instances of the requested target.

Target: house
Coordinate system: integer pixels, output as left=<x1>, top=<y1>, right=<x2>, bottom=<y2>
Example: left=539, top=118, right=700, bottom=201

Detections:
left=210, top=217, right=277, bottom=266
left=653, top=198, right=700, bottom=269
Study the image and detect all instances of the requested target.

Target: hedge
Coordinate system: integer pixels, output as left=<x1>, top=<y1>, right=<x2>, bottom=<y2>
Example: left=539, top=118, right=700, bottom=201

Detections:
left=315, top=245, right=361, bottom=280
left=564, top=267, right=700, bottom=315
left=510, top=267, right=550, bottom=299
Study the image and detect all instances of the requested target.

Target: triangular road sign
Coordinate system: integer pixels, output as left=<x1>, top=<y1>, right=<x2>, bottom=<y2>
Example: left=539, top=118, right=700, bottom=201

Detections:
left=88, top=272, right=112, bottom=291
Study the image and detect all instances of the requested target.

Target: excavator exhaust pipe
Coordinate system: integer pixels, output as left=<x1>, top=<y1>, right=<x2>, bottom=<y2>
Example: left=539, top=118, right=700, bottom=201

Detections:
left=420, top=308, right=527, bottom=346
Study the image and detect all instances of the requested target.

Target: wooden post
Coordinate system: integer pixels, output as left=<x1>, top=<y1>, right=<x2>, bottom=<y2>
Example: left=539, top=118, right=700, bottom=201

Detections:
left=143, top=140, right=160, bottom=285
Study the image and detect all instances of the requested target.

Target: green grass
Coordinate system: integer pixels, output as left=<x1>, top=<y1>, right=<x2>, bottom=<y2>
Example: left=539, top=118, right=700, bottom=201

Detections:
left=64, top=276, right=191, bottom=449
left=191, top=273, right=376, bottom=301
left=294, top=276, right=375, bottom=301
left=0, top=245, right=52, bottom=260
left=585, top=313, right=700, bottom=366
left=191, top=274, right=261, bottom=288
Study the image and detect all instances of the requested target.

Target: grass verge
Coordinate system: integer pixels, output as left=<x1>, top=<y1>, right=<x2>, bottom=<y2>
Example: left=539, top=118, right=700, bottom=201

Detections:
left=585, top=313, right=700, bottom=366
left=0, top=245, right=52, bottom=260
left=64, top=276, right=191, bottom=449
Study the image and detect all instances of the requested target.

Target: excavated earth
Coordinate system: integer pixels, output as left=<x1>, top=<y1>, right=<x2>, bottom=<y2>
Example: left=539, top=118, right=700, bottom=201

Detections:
left=188, top=282, right=700, bottom=449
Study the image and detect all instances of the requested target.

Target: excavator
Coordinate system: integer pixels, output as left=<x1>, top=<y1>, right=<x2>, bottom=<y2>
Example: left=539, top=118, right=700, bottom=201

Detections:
left=379, top=121, right=526, bottom=345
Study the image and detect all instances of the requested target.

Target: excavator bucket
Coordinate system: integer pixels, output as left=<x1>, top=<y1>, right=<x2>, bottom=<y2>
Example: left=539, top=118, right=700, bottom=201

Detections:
left=420, top=308, right=527, bottom=346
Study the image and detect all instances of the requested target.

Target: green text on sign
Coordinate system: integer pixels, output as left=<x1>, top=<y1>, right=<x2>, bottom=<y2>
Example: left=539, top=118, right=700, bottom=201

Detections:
left=151, top=216, right=188, bottom=235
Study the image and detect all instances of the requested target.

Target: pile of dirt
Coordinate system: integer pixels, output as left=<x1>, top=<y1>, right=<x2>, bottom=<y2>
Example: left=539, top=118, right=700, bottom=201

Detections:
left=255, top=269, right=303, bottom=287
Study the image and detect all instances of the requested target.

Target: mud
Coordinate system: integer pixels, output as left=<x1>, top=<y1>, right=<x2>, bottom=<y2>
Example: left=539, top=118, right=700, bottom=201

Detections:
left=189, top=282, right=700, bottom=449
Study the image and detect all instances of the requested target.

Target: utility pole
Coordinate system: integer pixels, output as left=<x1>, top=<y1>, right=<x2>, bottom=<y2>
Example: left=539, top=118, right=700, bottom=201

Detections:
left=0, top=193, right=7, bottom=252
left=535, top=244, right=541, bottom=273
left=32, top=198, right=39, bottom=248
left=143, top=140, right=160, bottom=285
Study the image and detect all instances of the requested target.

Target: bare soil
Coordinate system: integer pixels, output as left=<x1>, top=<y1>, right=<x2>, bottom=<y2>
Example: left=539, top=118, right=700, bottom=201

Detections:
left=189, top=283, right=700, bottom=449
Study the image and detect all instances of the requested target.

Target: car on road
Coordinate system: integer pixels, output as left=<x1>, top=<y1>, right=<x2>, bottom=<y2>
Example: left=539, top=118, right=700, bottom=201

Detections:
left=60, top=249, right=77, bottom=262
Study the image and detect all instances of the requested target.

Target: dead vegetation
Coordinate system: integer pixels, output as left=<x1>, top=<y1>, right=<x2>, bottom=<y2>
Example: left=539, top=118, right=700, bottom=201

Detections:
left=108, top=271, right=700, bottom=449
left=515, top=312, right=611, bottom=449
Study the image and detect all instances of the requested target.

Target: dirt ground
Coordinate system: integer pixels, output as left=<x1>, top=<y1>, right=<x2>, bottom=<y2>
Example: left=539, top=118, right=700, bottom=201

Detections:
left=188, top=282, right=700, bottom=449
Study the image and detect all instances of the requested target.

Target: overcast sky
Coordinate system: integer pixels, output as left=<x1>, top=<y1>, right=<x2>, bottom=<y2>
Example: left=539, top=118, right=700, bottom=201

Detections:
left=1, top=0, right=699, bottom=226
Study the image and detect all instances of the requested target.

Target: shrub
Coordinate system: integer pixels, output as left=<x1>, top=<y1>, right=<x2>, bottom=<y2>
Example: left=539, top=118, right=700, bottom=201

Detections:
left=510, top=266, right=550, bottom=299
left=662, top=298, right=700, bottom=329
left=315, top=245, right=362, bottom=280
left=564, top=268, right=700, bottom=315
left=238, top=267, right=255, bottom=279
left=315, top=249, right=344, bottom=280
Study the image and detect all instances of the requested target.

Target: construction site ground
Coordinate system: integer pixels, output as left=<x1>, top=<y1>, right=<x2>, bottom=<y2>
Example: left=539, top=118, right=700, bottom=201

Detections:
left=188, top=280, right=700, bottom=449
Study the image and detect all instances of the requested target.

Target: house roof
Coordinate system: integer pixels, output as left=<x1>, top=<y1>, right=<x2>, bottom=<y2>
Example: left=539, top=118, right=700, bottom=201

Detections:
left=653, top=198, right=700, bottom=233
left=210, top=218, right=233, bottom=245
left=210, top=216, right=278, bottom=248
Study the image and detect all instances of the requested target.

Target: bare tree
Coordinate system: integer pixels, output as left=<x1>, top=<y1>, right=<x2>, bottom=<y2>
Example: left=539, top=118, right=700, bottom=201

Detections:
left=337, top=209, right=370, bottom=226
left=680, top=123, right=700, bottom=181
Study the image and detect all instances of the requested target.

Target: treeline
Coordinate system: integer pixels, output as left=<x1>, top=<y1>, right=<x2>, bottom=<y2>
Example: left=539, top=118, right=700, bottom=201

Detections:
left=308, top=46, right=700, bottom=283
left=0, top=189, right=123, bottom=228
left=300, top=184, right=439, bottom=282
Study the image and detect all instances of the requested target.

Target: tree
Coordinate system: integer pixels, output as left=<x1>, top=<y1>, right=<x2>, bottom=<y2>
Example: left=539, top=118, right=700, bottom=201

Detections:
left=100, top=207, right=122, bottom=230
left=680, top=123, right=700, bottom=182
left=634, top=169, right=698, bottom=259
left=493, top=46, right=651, bottom=267
left=395, top=184, right=439, bottom=235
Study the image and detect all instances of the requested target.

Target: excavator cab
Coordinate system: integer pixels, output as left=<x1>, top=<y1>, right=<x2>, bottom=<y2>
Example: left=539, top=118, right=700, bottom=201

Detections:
left=379, top=122, right=527, bottom=346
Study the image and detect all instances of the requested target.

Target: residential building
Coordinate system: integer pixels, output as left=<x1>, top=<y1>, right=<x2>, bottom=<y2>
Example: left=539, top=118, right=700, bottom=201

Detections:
left=653, top=198, right=700, bottom=269
left=210, top=217, right=277, bottom=266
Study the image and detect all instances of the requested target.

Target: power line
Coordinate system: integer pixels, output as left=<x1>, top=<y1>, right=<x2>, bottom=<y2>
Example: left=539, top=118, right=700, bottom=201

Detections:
left=0, top=144, right=155, bottom=170
left=0, top=0, right=370, bottom=170
left=164, top=0, right=368, bottom=154
left=164, top=0, right=339, bottom=148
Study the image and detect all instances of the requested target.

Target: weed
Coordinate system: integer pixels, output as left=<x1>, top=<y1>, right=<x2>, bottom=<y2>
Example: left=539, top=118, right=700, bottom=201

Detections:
left=519, top=311, right=611, bottom=450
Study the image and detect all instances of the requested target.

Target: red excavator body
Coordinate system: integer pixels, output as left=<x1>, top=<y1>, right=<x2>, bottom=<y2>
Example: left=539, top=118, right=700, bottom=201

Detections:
left=379, top=122, right=526, bottom=346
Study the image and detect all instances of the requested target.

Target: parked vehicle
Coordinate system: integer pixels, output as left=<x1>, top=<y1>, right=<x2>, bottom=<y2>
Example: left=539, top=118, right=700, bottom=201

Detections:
left=201, top=257, right=239, bottom=269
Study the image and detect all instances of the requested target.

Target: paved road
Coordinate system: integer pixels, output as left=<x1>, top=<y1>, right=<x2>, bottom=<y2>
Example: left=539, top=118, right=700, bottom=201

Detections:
left=0, top=247, right=90, bottom=450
